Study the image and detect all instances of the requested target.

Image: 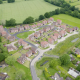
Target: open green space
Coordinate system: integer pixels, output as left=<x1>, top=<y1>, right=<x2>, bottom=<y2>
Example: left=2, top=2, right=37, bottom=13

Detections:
left=17, top=31, right=34, bottom=39
left=52, top=14, right=80, bottom=28
left=0, top=62, right=32, bottom=80
left=0, top=0, right=59, bottom=24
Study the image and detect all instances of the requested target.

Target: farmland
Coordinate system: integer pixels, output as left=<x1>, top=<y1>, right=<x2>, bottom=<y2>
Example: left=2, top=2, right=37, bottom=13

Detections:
left=52, top=14, right=80, bottom=28
left=0, top=0, right=59, bottom=23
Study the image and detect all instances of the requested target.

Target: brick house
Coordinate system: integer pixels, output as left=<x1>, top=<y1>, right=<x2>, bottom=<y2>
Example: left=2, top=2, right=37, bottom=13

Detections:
left=41, top=41, right=49, bottom=48
left=54, top=33, right=61, bottom=38
left=57, top=19, right=62, bottom=25
left=49, top=25, right=54, bottom=30
left=0, top=31, right=6, bottom=36
left=44, top=27, right=50, bottom=32
left=0, top=73, right=8, bottom=80
left=53, top=21, right=58, bottom=26
left=61, top=25, right=66, bottom=30
left=50, top=35, right=57, bottom=41
left=47, top=17, right=54, bottom=23
left=31, top=24, right=37, bottom=28
left=17, top=54, right=27, bottom=64
left=37, top=23, right=43, bottom=27
left=31, top=47, right=37, bottom=54
left=59, top=30, right=67, bottom=37
left=24, top=25, right=30, bottom=30
left=66, top=28, right=73, bottom=33
left=8, top=36, right=15, bottom=42
left=29, top=35, right=34, bottom=41
left=34, top=32, right=40, bottom=38
left=10, top=28, right=18, bottom=33
left=42, top=20, right=47, bottom=25
left=49, top=17, right=54, bottom=21
left=7, top=45, right=15, bottom=52
left=26, top=50, right=32, bottom=57
left=22, top=41, right=27, bottom=47
left=18, top=39, right=23, bottom=45
left=39, top=29, right=44, bottom=34
left=18, top=26, right=24, bottom=31
left=72, top=27, right=78, bottom=31
left=4, top=34, right=11, bottom=40
left=48, top=38, right=54, bottom=44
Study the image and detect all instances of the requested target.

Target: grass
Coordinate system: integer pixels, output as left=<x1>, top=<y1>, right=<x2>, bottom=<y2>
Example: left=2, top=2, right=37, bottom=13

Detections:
left=0, top=62, right=32, bottom=80
left=52, top=14, right=80, bottom=28
left=0, top=0, right=59, bottom=24
left=17, top=31, right=34, bottom=39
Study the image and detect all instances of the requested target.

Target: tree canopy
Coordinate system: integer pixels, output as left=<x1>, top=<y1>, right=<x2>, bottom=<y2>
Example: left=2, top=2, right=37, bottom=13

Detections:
left=76, top=63, right=80, bottom=72
left=44, top=12, right=50, bottom=18
left=0, top=0, right=2, bottom=4
left=39, top=15, right=45, bottom=20
left=7, top=0, right=15, bottom=3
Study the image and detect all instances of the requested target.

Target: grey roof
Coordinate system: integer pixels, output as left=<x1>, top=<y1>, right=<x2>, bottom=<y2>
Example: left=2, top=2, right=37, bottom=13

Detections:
left=66, top=77, right=72, bottom=80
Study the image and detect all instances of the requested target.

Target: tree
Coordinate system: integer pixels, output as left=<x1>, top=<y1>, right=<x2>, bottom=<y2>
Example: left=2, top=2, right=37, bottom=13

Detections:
left=73, top=10, right=79, bottom=17
left=7, top=0, right=15, bottom=3
left=0, top=36, right=2, bottom=42
left=44, top=12, right=50, bottom=18
left=59, top=54, right=70, bottom=66
left=49, top=59, right=58, bottom=68
left=23, top=16, right=34, bottom=24
left=6, top=18, right=16, bottom=27
left=5, top=56, right=16, bottom=66
left=75, top=76, right=80, bottom=80
left=0, top=54, right=5, bottom=62
left=14, top=70, right=26, bottom=80
left=0, top=0, right=2, bottom=4
left=76, top=63, right=80, bottom=71
left=55, top=8, right=60, bottom=14
left=39, top=15, right=45, bottom=20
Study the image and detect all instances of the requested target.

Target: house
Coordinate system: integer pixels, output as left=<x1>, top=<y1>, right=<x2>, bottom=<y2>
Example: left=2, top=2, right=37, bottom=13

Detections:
left=37, top=23, right=43, bottom=27
left=8, top=36, right=15, bottom=42
left=54, top=33, right=61, bottom=38
left=10, top=28, right=18, bottom=33
left=31, top=24, right=37, bottom=28
left=59, top=30, right=67, bottom=37
left=47, top=17, right=54, bottom=23
left=69, top=54, right=75, bottom=61
left=18, top=26, right=24, bottom=31
left=49, top=17, right=54, bottom=21
left=61, top=25, right=66, bottom=30
left=66, top=77, right=72, bottom=80
left=51, top=73, right=63, bottom=80
left=0, top=31, right=6, bottom=36
left=42, top=20, right=47, bottom=25
left=34, top=32, right=40, bottom=38
left=41, top=41, right=49, bottom=48
left=29, top=35, right=34, bottom=41
left=75, top=48, right=80, bottom=55
left=26, top=50, right=32, bottom=57
left=4, top=34, right=11, bottom=40
left=7, top=45, right=15, bottom=52
left=22, top=41, right=27, bottom=47
left=18, top=39, right=23, bottom=45
left=44, top=27, right=50, bottom=32
left=39, top=29, right=44, bottom=34
left=17, top=54, right=27, bottom=64
left=57, top=19, right=62, bottom=25
left=48, top=38, right=54, bottom=44
left=66, top=28, right=73, bottom=33
left=68, top=68, right=80, bottom=78
left=49, top=25, right=54, bottom=30
left=24, top=25, right=30, bottom=30
left=0, top=73, right=8, bottom=80
left=31, top=47, right=37, bottom=54
left=53, top=21, right=58, bottom=26
left=72, top=27, right=78, bottom=31
left=50, top=35, right=57, bottom=41
left=0, top=25, right=4, bottom=32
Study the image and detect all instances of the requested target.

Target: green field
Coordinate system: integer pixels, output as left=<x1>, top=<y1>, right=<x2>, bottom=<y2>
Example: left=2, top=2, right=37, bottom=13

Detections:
left=52, top=14, right=80, bottom=28
left=0, top=0, right=59, bottom=24
left=17, top=31, right=34, bottom=39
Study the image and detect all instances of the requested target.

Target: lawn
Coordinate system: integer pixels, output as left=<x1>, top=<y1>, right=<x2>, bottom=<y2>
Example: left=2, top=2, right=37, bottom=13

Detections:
left=0, top=62, right=32, bottom=80
left=52, top=14, right=80, bottom=28
left=0, top=0, right=59, bottom=24
left=46, top=33, right=80, bottom=56
left=17, top=31, right=34, bottom=39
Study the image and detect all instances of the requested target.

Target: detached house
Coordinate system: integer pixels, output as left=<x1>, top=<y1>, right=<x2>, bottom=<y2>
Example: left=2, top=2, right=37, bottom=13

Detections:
left=42, top=20, right=47, bottom=25
left=4, top=34, right=11, bottom=40
left=18, top=39, right=23, bottom=45
left=26, top=50, right=32, bottom=57
left=72, top=27, right=78, bottom=31
left=0, top=73, right=8, bottom=80
left=48, top=38, right=54, bottom=44
left=22, top=41, right=27, bottom=47
left=31, top=47, right=37, bottom=54
left=37, top=23, right=43, bottom=27
left=57, top=19, right=62, bottom=25
left=49, top=25, right=54, bottom=30
left=44, top=27, right=50, bottom=32
left=41, top=41, right=49, bottom=48
left=61, top=25, right=66, bottom=30
left=50, top=35, right=57, bottom=41
left=24, top=25, right=30, bottom=30
left=7, top=45, right=15, bottom=52
left=8, top=36, right=15, bottom=42
left=0, top=31, right=6, bottom=36
left=29, top=35, right=34, bottom=41
left=34, top=32, right=40, bottom=38
left=47, top=17, right=54, bottom=23
left=17, top=54, right=27, bottom=64
left=10, top=28, right=18, bottom=33
left=53, top=21, right=58, bottom=26
left=0, top=25, right=4, bottom=32
left=31, top=24, right=37, bottom=28
left=54, top=33, right=61, bottom=38
left=18, top=26, right=24, bottom=31
left=66, top=28, right=73, bottom=33
left=59, top=30, right=67, bottom=37
left=39, top=29, right=44, bottom=34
